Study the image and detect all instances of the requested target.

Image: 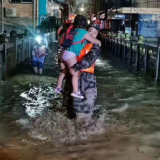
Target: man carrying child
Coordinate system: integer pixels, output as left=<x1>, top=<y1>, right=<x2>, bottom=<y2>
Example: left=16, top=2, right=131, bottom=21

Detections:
left=59, top=18, right=101, bottom=120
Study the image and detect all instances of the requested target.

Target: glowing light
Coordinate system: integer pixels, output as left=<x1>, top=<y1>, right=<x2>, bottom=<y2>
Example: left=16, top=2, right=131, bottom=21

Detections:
left=80, top=7, right=84, bottom=12
left=36, top=36, right=42, bottom=44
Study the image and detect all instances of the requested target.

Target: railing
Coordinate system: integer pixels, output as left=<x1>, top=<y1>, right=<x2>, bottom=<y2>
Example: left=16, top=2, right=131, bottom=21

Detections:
left=101, top=34, right=160, bottom=82
left=0, top=38, right=32, bottom=80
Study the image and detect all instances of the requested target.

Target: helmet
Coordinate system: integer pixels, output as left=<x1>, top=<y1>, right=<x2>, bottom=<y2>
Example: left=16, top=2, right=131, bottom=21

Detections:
left=88, top=23, right=100, bottom=31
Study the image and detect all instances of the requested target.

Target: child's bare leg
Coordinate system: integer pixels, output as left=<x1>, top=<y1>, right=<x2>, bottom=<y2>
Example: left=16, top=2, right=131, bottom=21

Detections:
left=66, top=57, right=79, bottom=92
left=34, top=67, right=38, bottom=74
left=60, top=62, right=65, bottom=70
left=70, top=70, right=84, bottom=99
left=56, top=70, right=66, bottom=89
left=66, top=57, right=84, bottom=99
left=65, top=57, right=77, bottom=68
left=71, top=71, right=79, bottom=93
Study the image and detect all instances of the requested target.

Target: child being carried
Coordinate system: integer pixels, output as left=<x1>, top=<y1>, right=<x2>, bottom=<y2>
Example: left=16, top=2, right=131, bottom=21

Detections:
left=55, top=15, right=101, bottom=99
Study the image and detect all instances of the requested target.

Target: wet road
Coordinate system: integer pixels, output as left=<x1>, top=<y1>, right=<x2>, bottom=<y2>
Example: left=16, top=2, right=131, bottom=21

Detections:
left=0, top=44, right=160, bottom=160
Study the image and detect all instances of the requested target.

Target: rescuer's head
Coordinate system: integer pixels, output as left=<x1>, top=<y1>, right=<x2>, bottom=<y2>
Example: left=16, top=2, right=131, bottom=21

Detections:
left=88, top=23, right=100, bottom=31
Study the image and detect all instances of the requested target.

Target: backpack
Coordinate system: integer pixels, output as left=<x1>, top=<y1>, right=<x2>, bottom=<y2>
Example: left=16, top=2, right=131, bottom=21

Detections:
left=58, top=24, right=74, bottom=48
left=58, top=33, right=66, bottom=46
left=59, top=24, right=84, bottom=48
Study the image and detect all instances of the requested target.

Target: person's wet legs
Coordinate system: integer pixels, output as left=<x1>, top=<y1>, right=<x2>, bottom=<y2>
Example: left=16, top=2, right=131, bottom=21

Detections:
left=33, top=67, right=38, bottom=74
left=39, top=68, right=43, bottom=75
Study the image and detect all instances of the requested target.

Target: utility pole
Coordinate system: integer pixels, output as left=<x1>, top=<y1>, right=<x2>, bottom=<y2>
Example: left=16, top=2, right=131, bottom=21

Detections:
left=1, top=0, right=4, bottom=33
left=33, top=0, right=36, bottom=29
left=36, top=0, right=39, bottom=26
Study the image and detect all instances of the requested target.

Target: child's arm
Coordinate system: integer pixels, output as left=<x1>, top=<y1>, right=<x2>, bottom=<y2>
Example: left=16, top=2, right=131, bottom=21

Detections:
left=72, top=44, right=101, bottom=72
left=84, top=33, right=101, bottom=46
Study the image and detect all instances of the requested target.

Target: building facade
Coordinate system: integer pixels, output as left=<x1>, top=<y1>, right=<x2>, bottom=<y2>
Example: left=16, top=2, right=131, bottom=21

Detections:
left=134, top=0, right=160, bottom=8
left=4, top=0, right=33, bottom=18
left=92, top=0, right=160, bottom=13
left=0, top=0, right=63, bottom=33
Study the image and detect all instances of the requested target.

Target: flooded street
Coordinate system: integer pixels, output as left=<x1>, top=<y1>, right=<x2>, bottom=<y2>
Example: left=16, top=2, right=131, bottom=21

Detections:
left=0, top=46, right=160, bottom=160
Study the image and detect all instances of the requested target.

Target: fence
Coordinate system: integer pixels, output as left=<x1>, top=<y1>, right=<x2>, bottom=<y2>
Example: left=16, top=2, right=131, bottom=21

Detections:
left=0, top=32, right=55, bottom=80
left=0, top=37, right=33, bottom=80
left=101, top=33, right=160, bottom=82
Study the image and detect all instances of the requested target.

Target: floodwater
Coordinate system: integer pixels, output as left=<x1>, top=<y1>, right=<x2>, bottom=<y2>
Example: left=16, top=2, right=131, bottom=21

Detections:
left=0, top=48, right=160, bottom=160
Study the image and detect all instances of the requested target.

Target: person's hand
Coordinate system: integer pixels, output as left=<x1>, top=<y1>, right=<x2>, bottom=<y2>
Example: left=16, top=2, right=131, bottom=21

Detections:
left=70, top=67, right=76, bottom=76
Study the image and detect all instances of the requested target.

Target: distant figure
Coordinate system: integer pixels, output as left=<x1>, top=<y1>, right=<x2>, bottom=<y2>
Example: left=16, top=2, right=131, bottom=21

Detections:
left=3, top=30, right=10, bottom=42
left=24, top=29, right=28, bottom=37
left=32, top=27, right=48, bottom=75
left=0, top=30, right=10, bottom=43
left=3, top=30, right=7, bottom=36
left=10, top=30, right=17, bottom=42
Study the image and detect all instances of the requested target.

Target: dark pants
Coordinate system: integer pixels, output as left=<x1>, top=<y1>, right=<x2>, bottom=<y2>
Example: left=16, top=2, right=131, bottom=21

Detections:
left=63, top=72, right=97, bottom=119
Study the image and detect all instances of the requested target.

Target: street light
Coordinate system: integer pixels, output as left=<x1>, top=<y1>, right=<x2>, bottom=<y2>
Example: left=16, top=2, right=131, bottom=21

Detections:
left=80, top=7, right=84, bottom=12
left=80, top=3, right=84, bottom=12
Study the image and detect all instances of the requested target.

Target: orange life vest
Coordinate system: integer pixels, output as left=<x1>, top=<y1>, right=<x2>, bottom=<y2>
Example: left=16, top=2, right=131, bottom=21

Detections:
left=77, top=43, right=96, bottom=74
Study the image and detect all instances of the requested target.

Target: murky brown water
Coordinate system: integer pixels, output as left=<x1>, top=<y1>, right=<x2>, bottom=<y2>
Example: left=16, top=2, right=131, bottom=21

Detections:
left=0, top=52, right=160, bottom=160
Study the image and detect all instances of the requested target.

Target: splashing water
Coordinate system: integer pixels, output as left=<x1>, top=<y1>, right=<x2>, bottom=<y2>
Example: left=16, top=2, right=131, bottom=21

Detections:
left=18, top=84, right=107, bottom=143
left=29, top=112, right=106, bottom=144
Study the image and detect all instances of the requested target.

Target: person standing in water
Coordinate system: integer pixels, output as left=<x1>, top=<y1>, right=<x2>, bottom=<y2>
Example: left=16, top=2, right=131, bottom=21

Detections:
left=63, top=22, right=101, bottom=120
left=32, top=27, right=48, bottom=75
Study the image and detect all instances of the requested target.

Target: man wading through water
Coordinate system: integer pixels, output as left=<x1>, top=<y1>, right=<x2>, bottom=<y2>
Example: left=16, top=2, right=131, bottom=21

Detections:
left=62, top=22, right=101, bottom=120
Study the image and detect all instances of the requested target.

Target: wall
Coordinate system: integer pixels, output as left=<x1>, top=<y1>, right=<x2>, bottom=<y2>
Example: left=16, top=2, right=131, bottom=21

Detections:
left=3, top=0, right=32, bottom=18
left=104, top=0, right=160, bottom=9
left=133, top=0, right=160, bottom=8
left=2, top=0, right=33, bottom=33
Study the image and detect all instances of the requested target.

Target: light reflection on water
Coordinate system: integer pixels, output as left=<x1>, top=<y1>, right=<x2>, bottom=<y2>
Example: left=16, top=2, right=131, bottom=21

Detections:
left=0, top=56, right=160, bottom=159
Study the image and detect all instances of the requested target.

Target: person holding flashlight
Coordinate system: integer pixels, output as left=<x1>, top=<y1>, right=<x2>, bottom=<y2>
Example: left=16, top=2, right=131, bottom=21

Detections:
left=32, top=27, right=48, bottom=75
